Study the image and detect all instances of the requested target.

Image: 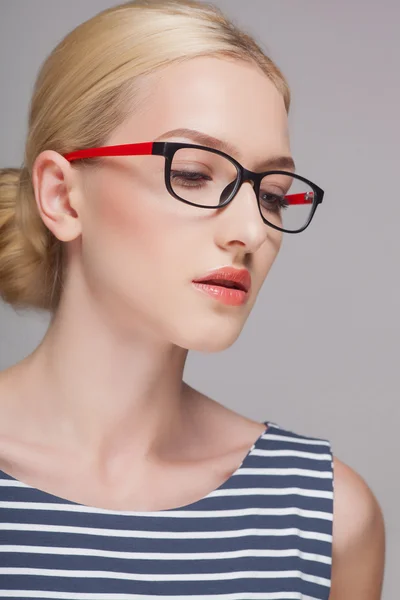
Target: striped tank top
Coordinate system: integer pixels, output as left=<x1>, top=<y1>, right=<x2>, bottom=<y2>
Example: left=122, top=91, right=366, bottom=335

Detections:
left=0, top=421, right=334, bottom=599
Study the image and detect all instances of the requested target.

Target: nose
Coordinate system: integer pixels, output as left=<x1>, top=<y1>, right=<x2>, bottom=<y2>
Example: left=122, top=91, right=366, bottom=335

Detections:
left=220, top=175, right=260, bottom=217
left=217, top=177, right=276, bottom=254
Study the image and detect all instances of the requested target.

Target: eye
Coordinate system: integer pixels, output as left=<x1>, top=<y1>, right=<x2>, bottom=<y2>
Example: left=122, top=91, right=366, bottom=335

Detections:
left=260, top=190, right=289, bottom=213
left=171, top=170, right=212, bottom=188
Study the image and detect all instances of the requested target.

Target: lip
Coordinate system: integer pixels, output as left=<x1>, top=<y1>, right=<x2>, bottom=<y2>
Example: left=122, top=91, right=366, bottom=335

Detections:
left=192, top=267, right=252, bottom=293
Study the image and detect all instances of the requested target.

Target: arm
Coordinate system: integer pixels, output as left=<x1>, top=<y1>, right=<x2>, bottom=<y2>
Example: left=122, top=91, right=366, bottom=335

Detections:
left=329, top=457, right=385, bottom=599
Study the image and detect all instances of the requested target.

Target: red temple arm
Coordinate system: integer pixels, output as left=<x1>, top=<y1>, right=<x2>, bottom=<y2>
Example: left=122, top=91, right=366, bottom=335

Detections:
left=286, top=192, right=314, bottom=205
left=64, top=142, right=154, bottom=162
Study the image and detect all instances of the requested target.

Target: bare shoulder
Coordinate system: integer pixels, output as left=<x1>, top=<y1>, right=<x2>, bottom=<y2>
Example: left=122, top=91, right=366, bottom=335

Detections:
left=330, top=456, right=385, bottom=600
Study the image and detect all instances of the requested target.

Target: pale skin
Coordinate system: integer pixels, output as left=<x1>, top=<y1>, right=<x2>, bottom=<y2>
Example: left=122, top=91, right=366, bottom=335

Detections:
left=0, top=56, right=384, bottom=597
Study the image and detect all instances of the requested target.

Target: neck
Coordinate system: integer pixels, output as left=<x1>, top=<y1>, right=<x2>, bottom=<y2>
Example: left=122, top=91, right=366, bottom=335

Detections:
left=13, top=279, right=193, bottom=470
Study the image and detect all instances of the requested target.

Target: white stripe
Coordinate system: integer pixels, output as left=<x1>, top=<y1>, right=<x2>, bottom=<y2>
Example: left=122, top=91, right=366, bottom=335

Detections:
left=0, top=480, right=333, bottom=499
left=0, top=503, right=332, bottom=520
left=252, top=450, right=332, bottom=460
left=0, top=567, right=331, bottom=587
left=237, top=468, right=333, bottom=479
left=262, top=434, right=330, bottom=447
left=210, top=487, right=333, bottom=499
left=0, top=480, right=36, bottom=488
left=0, top=523, right=332, bottom=542
left=0, top=591, right=322, bottom=599
left=0, top=545, right=331, bottom=564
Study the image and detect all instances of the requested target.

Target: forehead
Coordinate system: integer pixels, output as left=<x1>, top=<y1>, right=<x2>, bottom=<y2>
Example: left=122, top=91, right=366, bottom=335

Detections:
left=112, top=56, right=291, bottom=165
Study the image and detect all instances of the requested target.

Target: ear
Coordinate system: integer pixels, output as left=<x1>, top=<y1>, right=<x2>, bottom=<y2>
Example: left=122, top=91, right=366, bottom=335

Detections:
left=31, top=150, right=83, bottom=242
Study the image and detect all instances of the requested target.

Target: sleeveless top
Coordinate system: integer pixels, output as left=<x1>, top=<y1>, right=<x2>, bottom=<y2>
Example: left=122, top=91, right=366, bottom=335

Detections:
left=0, top=421, right=334, bottom=599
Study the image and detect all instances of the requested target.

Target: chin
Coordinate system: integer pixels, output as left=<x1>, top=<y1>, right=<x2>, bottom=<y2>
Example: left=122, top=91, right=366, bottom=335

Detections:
left=176, top=327, right=244, bottom=353
left=193, top=338, right=240, bottom=353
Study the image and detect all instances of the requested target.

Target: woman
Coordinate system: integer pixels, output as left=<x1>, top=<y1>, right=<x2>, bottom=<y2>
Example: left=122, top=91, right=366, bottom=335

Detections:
left=0, top=0, right=385, bottom=598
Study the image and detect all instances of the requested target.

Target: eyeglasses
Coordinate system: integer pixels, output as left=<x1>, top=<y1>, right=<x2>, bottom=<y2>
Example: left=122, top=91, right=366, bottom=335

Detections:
left=63, top=141, right=324, bottom=234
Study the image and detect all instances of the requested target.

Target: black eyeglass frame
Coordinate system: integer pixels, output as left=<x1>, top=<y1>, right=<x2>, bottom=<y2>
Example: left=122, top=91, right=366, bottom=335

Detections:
left=157, top=142, right=324, bottom=234
left=63, top=140, right=325, bottom=234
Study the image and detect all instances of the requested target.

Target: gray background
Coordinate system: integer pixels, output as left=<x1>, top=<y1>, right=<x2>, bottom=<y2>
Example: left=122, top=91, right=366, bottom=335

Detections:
left=0, top=1, right=398, bottom=597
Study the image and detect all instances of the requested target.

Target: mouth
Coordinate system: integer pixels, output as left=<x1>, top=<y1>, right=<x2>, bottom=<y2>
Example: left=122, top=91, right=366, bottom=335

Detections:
left=196, top=279, right=247, bottom=291
left=192, top=267, right=251, bottom=294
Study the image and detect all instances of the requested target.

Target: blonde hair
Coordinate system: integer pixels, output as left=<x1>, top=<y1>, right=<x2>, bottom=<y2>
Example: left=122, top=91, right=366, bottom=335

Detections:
left=0, top=0, right=290, bottom=312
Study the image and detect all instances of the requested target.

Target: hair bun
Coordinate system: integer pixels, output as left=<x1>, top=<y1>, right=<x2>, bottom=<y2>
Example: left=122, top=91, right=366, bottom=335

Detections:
left=0, top=168, right=23, bottom=207
left=0, top=166, right=57, bottom=311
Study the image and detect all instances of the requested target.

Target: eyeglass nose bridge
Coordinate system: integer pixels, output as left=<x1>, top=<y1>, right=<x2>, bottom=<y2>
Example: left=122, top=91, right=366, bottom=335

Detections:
left=242, top=166, right=263, bottom=186
left=222, top=166, right=263, bottom=206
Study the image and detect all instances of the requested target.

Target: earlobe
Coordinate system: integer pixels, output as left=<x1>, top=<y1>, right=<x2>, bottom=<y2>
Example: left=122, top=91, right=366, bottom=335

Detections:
left=32, top=150, right=82, bottom=242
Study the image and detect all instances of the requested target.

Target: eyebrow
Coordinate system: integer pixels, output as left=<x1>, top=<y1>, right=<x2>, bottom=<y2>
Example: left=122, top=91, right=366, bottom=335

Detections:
left=154, top=127, right=296, bottom=172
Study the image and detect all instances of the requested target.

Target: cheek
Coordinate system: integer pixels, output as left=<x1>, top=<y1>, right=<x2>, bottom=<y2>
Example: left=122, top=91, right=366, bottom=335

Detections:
left=79, top=172, right=190, bottom=292
left=257, top=231, right=283, bottom=283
